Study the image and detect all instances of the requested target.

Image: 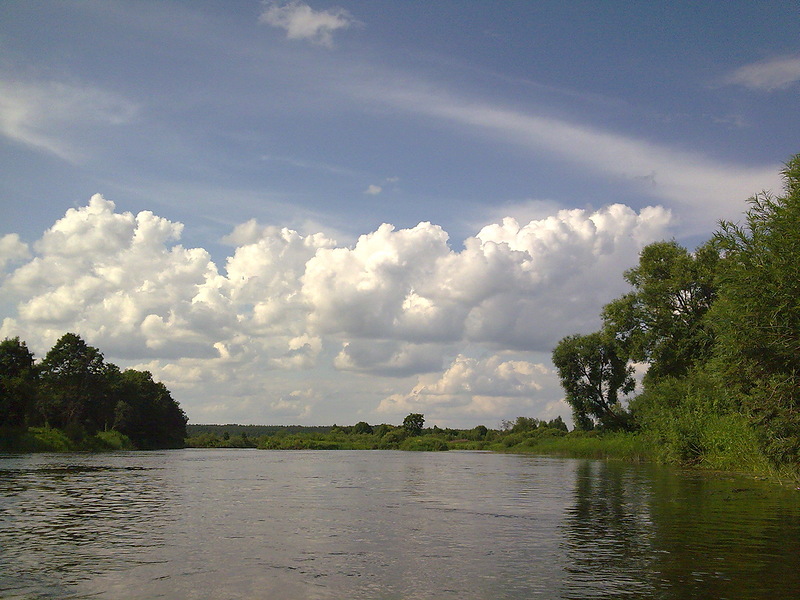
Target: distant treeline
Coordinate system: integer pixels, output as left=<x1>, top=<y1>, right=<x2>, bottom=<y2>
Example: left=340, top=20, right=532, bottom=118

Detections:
left=185, top=414, right=570, bottom=451
left=187, top=424, right=336, bottom=438
left=0, top=333, right=187, bottom=451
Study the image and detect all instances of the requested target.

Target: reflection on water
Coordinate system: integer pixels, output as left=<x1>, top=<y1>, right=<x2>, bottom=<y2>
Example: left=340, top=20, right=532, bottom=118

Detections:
left=0, top=450, right=798, bottom=599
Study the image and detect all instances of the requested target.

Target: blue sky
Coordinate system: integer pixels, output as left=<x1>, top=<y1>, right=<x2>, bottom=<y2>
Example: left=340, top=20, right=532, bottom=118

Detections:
left=1, top=1, right=798, bottom=427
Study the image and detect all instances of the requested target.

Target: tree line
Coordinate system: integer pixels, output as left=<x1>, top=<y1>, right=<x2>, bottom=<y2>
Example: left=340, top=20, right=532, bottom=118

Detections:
left=552, top=154, right=800, bottom=469
left=0, top=333, right=187, bottom=450
left=185, top=413, right=570, bottom=451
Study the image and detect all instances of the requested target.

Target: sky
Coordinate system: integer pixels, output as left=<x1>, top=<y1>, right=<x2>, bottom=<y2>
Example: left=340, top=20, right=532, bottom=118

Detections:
left=1, top=1, right=798, bottom=428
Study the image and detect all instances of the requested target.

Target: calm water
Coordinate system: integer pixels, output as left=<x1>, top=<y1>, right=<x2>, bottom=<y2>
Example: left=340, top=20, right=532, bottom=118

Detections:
left=1, top=449, right=799, bottom=600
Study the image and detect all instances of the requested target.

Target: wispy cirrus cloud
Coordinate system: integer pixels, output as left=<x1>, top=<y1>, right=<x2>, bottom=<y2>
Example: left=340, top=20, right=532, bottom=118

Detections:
left=353, top=80, right=782, bottom=231
left=259, top=0, right=358, bottom=47
left=723, top=54, right=800, bottom=91
left=0, top=78, right=138, bottom=162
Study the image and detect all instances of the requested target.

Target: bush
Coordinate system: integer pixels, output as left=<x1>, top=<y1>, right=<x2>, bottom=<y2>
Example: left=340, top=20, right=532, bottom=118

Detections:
left=400, top=436, right=449, bottom=451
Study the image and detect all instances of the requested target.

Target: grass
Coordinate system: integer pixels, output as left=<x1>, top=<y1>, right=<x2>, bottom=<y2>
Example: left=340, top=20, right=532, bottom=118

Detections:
left=493, top=431, right=656, bottom=462
left=0, top=427, right=135, bottom=453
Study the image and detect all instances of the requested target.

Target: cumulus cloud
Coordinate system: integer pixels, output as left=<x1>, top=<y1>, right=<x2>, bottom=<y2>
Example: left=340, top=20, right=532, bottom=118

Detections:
left=364, top=184, right=382, bottom=195
left=0, top=78, right=138, bottom=161
left=377, top=354, right=560, bottom=422
left=260, top=0, right=357, bottom=47
left=302, top=204, right=672, bottom=350
left=0, top=234, right=30, bottom=272
left=334, top=340, right=445, bottom=377
left=724, top=54, right=800, bottom=91
left=1, top=196, right=674, bottom=424
left=2, top=195, right=227, bottom=358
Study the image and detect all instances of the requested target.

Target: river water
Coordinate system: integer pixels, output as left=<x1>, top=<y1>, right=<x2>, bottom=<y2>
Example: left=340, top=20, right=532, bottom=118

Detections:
left=1, top=449, right=798, bottom=599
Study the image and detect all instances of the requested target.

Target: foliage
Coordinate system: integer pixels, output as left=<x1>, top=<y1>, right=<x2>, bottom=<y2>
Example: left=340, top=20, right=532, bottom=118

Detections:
left=352, top=421, right=374, bottom=435
left=710, top=155, right=800, bottom=463
left=602, top=240, right=720, bottom=382
left=0, top=337, right=38, bottom=428
left=38, top=333, right=112, bottom=431
left=400, top=435, right=450, bottom=451
left=112, top=369, right=187, bottom=449
left=546, top=153, right=800, bottom=478
left=0, top=333, right=187, bottom=451
left=403, top=413, right=425, bottom=436
left=552, top=332, right=635, bottom=430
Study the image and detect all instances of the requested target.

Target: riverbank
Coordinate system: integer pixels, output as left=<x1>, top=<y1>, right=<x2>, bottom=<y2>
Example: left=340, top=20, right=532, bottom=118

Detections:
left=494, top=430, right=800, bottom=484
left=1, top=426, right=135, bottom=452
left=4, top=423, right=796, bottom=484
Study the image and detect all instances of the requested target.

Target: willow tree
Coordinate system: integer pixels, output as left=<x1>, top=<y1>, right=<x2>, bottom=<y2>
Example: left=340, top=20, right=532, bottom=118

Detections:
left=711, top=154, right=800, bottom=462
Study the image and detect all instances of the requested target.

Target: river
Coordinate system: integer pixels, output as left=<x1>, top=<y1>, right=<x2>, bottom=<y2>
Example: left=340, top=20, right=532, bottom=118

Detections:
left=1, top=449, right=798, bottom=599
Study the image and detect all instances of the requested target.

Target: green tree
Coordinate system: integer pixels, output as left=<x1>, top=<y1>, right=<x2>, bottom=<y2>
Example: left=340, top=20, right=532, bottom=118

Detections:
left=547, top=416, right=569, bottom=432
left=711, top=155, right=800, bottom=462
left=0, top=337, right=38, bottom=427
left=403, top=413, right=425, bottom=436
left=470, top=424, right=489, bottom=440
left=38, top=333, right=111, bottom=433
left=352, top=421, right=374, bottom=435
left=114, top=369, right=187, bottom=449
left=510, top=416, right=541, bottom=433
left=552, top=332, right=635, bottom=430
left=602, top=240, right=719, bottom=383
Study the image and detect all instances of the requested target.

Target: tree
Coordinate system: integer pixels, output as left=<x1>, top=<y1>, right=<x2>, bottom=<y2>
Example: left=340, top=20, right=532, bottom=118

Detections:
left=0, top=337, right=37, bottom=427
left=711, top=154, right=800, bottom=461
left=552, top=332, right=635, bottom=430
left=38, top=333, right=111, bottom=432
left=510, top=416, right=541, bottom=433
left=352, top=421, right=373, bottom=435
left=602, top=240, right=719, bottom=383
left=114, top=369, right=188, bottom=449
left=403, top=413, right=425, bottom=436
left=470, top=425, right=488, bottom=440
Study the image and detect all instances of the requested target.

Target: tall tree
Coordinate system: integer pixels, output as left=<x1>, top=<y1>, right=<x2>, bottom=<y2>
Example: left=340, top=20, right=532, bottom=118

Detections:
left=38, top=333, right=110, bottom=432
left=0, top=337, right=37, bottom=427
left=114, top=369, right=188, bottom=448
left=403, top=413, right=425, bottom=436
left=602, top=240, right=719, bottom=383
left=552, top=332, right=635, bottom=430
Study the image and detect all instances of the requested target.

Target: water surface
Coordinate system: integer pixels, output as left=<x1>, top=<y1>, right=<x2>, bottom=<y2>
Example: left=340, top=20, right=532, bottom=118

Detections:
left=1, top=449, right=798, bottom=599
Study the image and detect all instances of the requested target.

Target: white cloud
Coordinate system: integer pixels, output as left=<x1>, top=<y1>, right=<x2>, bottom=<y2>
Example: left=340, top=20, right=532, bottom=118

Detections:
left=0, top=234, right=30, bottom=272
left=302, top=204, right=672, bottom=350
left=724, top=54, right=800, bottom=91
left=0, top=78, right=138, bottom=161
left=2, top=195, right=227, bottom=359
left=377, top=354, right=559, bottom=423
left=364, top=184, right=382, bottom=195
left=334, top=340, right=445, bottom=377
left=1, top=196, right=673, bottom=425
left=260, top=1, right=357, bottom=47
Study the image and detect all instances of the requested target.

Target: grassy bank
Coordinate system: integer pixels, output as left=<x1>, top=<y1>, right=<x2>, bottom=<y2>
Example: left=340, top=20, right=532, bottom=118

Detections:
left=185, top=421, right=798, bottom=482
left=497, top=426, right=798, bottom=483
left=0, top=427, right=135, bottom=452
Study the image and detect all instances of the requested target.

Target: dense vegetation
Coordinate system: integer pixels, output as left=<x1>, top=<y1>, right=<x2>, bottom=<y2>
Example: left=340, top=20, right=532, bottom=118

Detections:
left=0, top=333, right=187, bottom=451
left=185, top=414, right=571, bottom=452
left=552, top=154, right=800, bottom=478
